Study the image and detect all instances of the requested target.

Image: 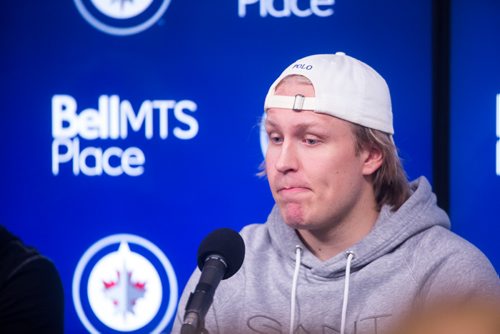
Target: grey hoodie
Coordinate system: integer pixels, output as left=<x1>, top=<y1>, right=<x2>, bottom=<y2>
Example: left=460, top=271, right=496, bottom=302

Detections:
left=173, top=177, right=499, bottom=334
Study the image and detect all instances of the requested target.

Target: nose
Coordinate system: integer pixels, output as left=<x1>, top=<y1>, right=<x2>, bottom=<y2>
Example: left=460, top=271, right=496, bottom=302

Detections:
left=274, top=141, right=299, bottom=174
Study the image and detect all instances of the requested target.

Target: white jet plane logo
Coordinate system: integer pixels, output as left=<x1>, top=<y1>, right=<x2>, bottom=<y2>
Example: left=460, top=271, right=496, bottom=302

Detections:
left=102, top=261, right=147, bottom=317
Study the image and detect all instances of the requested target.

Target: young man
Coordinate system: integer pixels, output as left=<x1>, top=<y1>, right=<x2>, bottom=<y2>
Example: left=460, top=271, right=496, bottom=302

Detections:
left=173, top=53, right=499, bottom=334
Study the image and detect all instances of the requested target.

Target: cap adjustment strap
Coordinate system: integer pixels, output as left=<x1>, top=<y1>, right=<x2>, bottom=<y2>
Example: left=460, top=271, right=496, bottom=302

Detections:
left=292, top=94, right=305, bottom=111
left=264, top=95, right=316, bottom=111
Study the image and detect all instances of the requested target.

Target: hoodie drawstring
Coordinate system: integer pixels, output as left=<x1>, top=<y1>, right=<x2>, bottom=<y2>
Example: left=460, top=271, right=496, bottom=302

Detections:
left=340, top=251, right=355, bottom=334
left=289, top=245, right=302, bottom=334
left=289, top=248, right=355, bottom=334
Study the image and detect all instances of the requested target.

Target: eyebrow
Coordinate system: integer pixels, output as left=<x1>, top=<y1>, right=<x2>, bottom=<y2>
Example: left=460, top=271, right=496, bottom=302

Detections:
left=265, top=118, right=328, bottom=132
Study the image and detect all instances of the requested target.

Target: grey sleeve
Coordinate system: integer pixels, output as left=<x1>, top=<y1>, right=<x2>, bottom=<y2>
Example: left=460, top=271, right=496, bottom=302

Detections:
left=411, top=229, right=500, bottom=302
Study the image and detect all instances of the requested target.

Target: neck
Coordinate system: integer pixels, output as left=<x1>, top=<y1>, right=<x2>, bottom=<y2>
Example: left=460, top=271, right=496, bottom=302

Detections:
left=297, top=187, right=380, bottom=261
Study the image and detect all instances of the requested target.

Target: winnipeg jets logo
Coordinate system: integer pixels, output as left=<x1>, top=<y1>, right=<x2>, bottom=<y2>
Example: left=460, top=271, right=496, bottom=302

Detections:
left=74, top=0, right=171, bottom=35
left=73, top=234, right=178, bottom=333
left=99, top=243, right=147, bottom=318
left=102, top=266, right=147, bottom=317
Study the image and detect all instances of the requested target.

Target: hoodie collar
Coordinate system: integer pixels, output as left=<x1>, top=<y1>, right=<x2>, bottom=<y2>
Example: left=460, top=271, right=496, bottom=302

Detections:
left=267, top=177, right=450, bottom=278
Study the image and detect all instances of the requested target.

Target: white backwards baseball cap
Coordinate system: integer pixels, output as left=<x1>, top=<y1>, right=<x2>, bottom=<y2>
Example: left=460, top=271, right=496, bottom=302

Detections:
left=264, top=52, right=394, bottom=134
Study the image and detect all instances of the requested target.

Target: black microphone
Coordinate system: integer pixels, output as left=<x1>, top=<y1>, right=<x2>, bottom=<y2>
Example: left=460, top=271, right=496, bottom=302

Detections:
left=181, top=228, right=245, bottom=334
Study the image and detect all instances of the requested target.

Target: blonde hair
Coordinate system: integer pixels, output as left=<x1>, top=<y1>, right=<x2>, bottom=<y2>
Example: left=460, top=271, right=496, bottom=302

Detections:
left=352, top=125, right=410, bottom=211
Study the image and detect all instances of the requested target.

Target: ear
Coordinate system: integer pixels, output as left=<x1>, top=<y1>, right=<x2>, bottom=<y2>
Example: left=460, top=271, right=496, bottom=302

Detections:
left=361, top=145, right=383, bottom=176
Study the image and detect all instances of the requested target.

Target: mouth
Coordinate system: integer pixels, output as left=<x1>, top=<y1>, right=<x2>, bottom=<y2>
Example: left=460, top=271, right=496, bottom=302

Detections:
left=277, top=186, right=311, bottom=194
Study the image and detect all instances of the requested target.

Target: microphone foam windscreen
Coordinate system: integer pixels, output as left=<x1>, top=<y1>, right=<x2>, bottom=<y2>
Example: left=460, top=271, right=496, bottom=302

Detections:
left=197, top=228, right=245, bottom=279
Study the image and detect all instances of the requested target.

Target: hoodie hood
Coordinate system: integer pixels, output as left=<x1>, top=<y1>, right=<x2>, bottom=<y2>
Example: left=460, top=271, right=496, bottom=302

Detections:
left=267, top=176, right=450, bottom=278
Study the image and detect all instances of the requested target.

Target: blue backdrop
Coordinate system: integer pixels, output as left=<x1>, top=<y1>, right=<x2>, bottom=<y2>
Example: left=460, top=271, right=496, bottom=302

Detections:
left=450, top=0, right=499, bottom=277
left=1, top=0, right=495, bottom=333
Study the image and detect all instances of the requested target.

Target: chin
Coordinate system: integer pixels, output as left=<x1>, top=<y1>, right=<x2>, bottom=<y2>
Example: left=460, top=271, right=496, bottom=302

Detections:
left=280, top=203, right=307, bottom=228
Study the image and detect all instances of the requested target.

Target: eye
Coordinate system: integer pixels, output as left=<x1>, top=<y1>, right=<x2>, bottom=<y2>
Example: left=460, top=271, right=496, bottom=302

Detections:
left=304, top=137, right=319, bottom=145
left=269, top=134, right=283, bottom=144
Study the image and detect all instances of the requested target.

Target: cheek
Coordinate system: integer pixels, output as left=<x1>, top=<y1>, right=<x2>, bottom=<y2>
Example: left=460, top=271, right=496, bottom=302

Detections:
left=264, top=154, right=271, bottom=172
left=310, top=158, right=360, bottom=195
left=265, top=159, right=278, bottom=190
left=264, top=148, right=275, bottom=171
left=265, top=148, right=280, bottom=174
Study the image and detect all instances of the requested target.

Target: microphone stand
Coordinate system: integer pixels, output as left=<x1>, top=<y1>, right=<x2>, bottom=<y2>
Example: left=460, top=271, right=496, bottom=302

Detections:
left=180, top=313, right=208, bottom=334
left=181, top=255, right=226, bottom=334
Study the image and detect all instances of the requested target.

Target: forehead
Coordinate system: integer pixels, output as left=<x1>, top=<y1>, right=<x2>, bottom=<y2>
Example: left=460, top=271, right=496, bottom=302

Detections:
left=265, top=108, right=354, bottom=136
left=274, top=75, right=315, bottom=97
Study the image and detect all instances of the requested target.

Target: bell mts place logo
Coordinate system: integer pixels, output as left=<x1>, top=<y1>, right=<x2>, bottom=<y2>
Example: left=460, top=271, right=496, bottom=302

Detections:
left=72, top=234, right=178, bottom=333
left=51, top=94, right=199, bottom=177
left=74, top=0, right=171, bottom=35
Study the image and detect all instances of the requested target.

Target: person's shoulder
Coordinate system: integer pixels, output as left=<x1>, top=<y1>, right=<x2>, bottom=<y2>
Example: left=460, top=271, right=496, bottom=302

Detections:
left=0, top=226, right=64, bottom=333
left=410, top=225, right=494, bottom=268
left=0, top=226, right=62, bottom=294
left=0, top=227, right=39, bottom=283
left=240, top=222, right=272, bottom=253
left=406, top=225, right=499, bottom=299
left=240, top=222, right=268, bottom=236
left=15, top=253, right=62, bottom=285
